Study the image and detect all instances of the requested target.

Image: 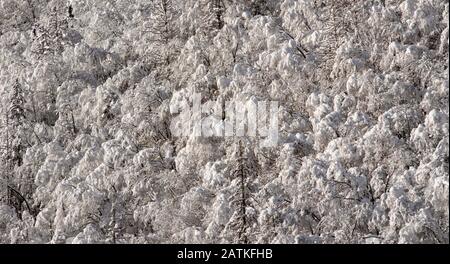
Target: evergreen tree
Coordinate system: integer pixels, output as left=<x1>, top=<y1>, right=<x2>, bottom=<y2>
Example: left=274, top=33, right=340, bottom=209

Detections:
left=146, top=0, right=180, bottom=66
left=249, top=0, right=274, bottom=16
left=31, top=5, right=69, bottom=57
left=204, top=0, right=226, bottom=31
left=224, top=141, right=259, bottom=244
left=316, top=0, right=361, bottom=74
left=8, top=79, right=26, bottom=168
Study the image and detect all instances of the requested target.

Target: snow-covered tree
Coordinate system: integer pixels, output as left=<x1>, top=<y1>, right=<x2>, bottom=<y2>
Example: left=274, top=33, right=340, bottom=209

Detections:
left=221, top=141, right=259, bottom=243
left=0, top=0, right=447, bottom=244
left=8, top=79, right=27, bottom=168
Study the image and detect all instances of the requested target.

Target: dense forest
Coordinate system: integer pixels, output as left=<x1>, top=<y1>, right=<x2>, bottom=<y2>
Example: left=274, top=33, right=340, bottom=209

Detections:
left=0, top=0, right=448, bottom=244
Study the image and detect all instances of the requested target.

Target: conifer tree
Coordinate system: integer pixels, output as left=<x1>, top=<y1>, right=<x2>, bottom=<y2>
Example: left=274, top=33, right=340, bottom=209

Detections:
left=146, top=0, right=180, bottom=66
left=205, top=0, right=226, bottom=31
left=224, top=141, right=259, bottom=244
left=8, top=79, right=26, bottom=168
left=32, top=6, right=69, bottom=57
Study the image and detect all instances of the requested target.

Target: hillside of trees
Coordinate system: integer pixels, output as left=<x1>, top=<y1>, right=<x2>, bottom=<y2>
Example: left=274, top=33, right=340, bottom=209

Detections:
left=0, top=0, right=448, bottom=244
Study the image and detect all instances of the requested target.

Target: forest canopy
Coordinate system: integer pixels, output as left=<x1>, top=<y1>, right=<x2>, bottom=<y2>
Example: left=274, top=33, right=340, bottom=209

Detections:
left=0, top=0, right=448, bottom=244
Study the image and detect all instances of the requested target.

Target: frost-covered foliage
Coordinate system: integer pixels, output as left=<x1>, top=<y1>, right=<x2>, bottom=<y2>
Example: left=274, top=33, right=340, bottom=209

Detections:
left=0, top=0, right=448, bottom=244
